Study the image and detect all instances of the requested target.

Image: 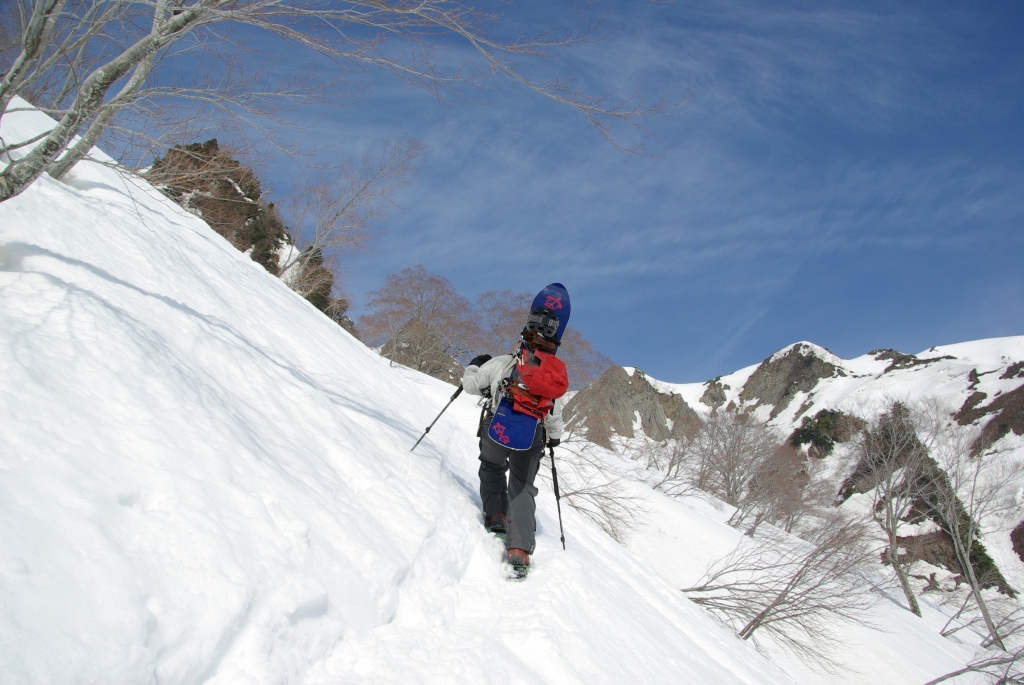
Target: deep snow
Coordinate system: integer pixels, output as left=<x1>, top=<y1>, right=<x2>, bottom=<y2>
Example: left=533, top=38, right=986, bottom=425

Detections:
left=639, top=337, right=1024, bottom=599
left=0, top=101, right=798, bottom=684
left=614, top=338, right=1024, bottom=684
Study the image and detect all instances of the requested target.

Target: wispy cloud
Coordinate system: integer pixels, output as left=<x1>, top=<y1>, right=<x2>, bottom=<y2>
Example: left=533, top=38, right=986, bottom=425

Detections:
left=247, top=0, right=1023, bottom=382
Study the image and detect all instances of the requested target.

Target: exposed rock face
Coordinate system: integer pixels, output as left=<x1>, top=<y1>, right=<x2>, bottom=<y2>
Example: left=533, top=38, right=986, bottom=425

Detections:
left=870, top=348, right=956, bottom=374
left=1003, top=362, right=1024, bottom=380
left=739, top=344, right=843, bottom=419
left=700, top=378, right=728, bottom=410
left=1012, top=521, right=1024, bottom=566
left=564, top=366, right=702, bottom=449
left=894, top=531, right=1013, bottom=595
left=955, top=383, right=1024, bottom=454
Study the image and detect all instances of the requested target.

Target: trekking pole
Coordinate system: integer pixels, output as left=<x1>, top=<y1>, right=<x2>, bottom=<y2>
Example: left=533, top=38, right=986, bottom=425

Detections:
left=549, top=445, right=566, bottom=550
left=410, top=386, right=463, bottom=452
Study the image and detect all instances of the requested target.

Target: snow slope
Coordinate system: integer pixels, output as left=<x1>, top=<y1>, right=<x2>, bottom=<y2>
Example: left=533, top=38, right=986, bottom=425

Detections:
left=617, top=471, right=982, bottom=685
left=0, top=103, right=796, bottom=683
left=595, top=340, right=1024, bottom=684
left=638, top=339, right=1024, bottom=596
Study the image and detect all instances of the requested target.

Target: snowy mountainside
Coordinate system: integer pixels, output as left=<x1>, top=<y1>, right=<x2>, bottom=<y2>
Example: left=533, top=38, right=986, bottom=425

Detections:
left=0, top=102, right=796, bottom=683
left=570, top=339, right=1024, bottom=462
left=565, top=337, right=1024, bottom=683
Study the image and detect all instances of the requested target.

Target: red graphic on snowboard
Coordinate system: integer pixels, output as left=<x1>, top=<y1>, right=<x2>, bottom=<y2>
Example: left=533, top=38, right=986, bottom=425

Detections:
left=491, top=422, right=511, bottom=445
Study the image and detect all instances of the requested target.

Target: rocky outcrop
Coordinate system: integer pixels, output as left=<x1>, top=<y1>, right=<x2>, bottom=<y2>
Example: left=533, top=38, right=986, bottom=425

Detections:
left=837, top=406, right=1016, bottom=596
left=1002, top=362, right=1024, bottom=380
left=870, top=348, right=956, bottom=374
left=894, top=531, right=1012, bottom=595
left=955, top=383, right=1024, bottom=454
left=1012, top=521, right=1024, bottom=566
left=789, top=408, right=865, bottom=458
left=564, top=367, right=702, bottom=449
left=739, top=343, right=844, bottom=419
left=700, top=378, right=728, bottom=410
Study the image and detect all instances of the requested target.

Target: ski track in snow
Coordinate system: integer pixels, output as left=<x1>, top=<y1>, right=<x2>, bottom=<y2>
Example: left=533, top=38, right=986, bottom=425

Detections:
left=1, top=101, right=798, bottom=684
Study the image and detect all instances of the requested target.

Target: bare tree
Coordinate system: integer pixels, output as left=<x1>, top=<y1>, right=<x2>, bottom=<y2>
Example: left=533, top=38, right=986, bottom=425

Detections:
left=924, top=646, right=1024, bottom=685
left=280, top=137, right=424, bottom=296
left=542, top=433, right=645, bottom=544
left=656, top=409, right=783, bottom=516
left=1, top=0, right=673, bottom=203
left=682, top=512, right=878, bottom=669
left=918, top=414, right=1024, bottom=651
left=856, top=401, right=931, bottom=617
left=740, top=442, right=831, bottom=536
left=475, top=289, right=532, bottom=355
left=556, top=326, right=615, bottom=389
left=652, top=423, right=828, bottom=536
left=925, top=601, right=1024, bottom=685
left=625, top=435, right=673, bottom=473
left=359, top=265, right=479, bottom=381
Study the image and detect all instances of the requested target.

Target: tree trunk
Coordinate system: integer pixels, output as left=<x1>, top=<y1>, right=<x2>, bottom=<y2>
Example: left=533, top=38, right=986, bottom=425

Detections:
left=745, top=512, right=764, bottom=538
left=888, top=538, right=922, bottom=617
left=954, top=536, right=1005, bottom=650
left=0, top=3, right=207, bottom=202
left=738, top=574, right=798, bottom=639
left=48, top=53, right=154, bottom=179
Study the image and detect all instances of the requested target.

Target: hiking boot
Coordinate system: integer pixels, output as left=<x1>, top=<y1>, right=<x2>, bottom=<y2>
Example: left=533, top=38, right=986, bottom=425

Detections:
left=486, top=513, right=507, bottom=535
left=507, top=548, right=530, bottom=568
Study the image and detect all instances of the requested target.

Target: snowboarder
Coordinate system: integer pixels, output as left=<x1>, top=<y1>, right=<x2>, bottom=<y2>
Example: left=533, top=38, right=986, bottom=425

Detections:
left=462, top=305, right=569, bottom=576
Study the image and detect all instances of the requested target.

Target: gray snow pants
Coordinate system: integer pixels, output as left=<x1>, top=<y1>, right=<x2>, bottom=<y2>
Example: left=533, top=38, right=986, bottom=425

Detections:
left=479, top=423, right=545, bottom=554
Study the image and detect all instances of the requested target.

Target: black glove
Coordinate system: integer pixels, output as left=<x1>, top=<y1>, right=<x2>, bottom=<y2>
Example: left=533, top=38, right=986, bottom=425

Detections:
left=468, top=354, right=492, bottom=368
left=547, top=438, right=560, bottom=448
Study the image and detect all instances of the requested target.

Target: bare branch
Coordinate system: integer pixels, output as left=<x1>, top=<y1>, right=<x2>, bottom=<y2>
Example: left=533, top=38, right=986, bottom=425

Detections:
left=682, top=512, right=878, bottom=671
left=2, top=0, right=680, bottom=202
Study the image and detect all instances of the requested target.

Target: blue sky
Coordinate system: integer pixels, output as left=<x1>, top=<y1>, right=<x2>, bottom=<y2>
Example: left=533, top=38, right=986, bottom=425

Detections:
left=258, top=0, right=1024, bottom=383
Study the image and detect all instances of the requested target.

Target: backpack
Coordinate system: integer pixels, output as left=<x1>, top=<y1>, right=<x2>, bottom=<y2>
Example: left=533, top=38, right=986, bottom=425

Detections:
left=507, top=347, right=569, bottom=420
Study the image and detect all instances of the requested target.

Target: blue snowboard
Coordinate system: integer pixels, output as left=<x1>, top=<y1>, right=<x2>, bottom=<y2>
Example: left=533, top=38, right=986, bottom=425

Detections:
left=487, top=396, right=540, bottom=449
left=532, top=282, right=571, bottom=348
left=486, top=283, right=571, bottom=450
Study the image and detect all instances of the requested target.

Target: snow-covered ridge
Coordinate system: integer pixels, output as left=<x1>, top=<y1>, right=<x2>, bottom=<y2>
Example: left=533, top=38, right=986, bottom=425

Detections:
left=768, top=341, right=845, bottom=367
left=634, top=335, right=1024, bottom=430
left=919, top=336, right=1024, bottom=366
left=1, top=102, right=796, bottom=683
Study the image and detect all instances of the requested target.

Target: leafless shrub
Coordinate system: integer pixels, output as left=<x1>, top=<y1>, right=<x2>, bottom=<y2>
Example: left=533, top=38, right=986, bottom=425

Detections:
left=923, top=646, right=1024, bottom=685
left=682, top=511, right=878, bottom=670
left=926, top=600, right=1024, bottom=684
left=543, top=437, right=645, bottom=544
left=929, top=586, right=1024, bottom=683
left=625, top=435, right=673, bottom=473
left=651, top=409, right=823, bottom=532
